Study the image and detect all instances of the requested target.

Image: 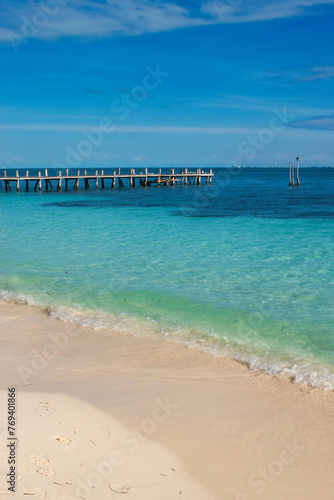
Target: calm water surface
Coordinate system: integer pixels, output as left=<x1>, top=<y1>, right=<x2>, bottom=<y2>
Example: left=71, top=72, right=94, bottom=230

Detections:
left=1, top=167, right=333, bottom=389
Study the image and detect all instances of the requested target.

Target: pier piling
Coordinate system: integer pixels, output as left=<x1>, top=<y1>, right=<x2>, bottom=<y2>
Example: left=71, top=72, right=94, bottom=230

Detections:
left=296, top=157, right=300, bottom=186
left=0, top=168, right=214, bottom=193
left=57, top=171, right=62, bottom=191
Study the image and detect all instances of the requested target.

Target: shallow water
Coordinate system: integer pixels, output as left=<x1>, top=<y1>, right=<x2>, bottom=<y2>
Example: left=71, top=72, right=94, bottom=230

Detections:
left=1, top=167, right=333, bottom=389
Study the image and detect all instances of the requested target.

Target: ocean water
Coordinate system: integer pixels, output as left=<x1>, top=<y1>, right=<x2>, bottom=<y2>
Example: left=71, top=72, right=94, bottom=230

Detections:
left=1, top=167, right=333, bottom=389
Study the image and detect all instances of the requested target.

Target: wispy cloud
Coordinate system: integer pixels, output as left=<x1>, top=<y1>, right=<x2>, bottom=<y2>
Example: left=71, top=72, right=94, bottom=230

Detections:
left=202, top=0, right=334, bottom=23
left=2, top=122, right=333, bottom=138
left=0, top=123, right=255, bottom=134
left=0, top=0, right=214, bottom=42
left=261, top=66, right=334, bottom=83
left=1, top=1, right=334, bottom=42
left=2, top=153, right=32, bottom=165
left=291, top=115, right=334, bottom=130
left=195, top=94, right=334, bottom=119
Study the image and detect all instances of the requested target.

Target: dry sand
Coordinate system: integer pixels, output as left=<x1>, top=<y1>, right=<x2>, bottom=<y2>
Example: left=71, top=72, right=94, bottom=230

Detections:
left=0, top=300, right=334, bottom=499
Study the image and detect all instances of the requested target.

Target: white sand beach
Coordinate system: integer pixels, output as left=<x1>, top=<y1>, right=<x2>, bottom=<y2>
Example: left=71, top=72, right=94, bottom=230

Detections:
left=0, top=300, right=334, bottom=499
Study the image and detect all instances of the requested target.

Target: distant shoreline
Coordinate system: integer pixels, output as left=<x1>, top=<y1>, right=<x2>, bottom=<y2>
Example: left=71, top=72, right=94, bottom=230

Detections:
left=1, top=165, right=334, bottom=170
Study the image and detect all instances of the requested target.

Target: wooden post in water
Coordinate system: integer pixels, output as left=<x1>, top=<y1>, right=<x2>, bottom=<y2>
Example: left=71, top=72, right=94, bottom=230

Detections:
left=3, top=171, right=9, bottom=192
left=95, top=170, right=98, bottom=188
left=16, top=170, right=19, bottom=192
left=58, top=171, right=62, bottom=191
left=65, top=169, right=69, bottom=190
left=101, top=170, right=104, bottom=188
left=171, top=168, right=175, bottom=186
left=209, top=168, right=212, bottom=184
left=130, top=168, right=133, bottom=187
left=6, top=172, right=11, bottom=191
left=45, top=169, right=48, bottom=190
left=112, top=171, right=116, bottom=188
left=296, top=157, right=300, bottom=186
left=74, top=170, right=80, bottom=189
left=291, top=162, right=294, bottom=186
left=26, top=171, right=29, bottom=191
left=118, top=168, right=124, bottom=187
left=145, top=167, right=148, bottom=187
left=184, top=168, right=188, bottom=185
left=38, top=172, right=42, bottom=192
left=197, top=168, right=201, bottom=185
left=4, top=170, right=10, bottom=191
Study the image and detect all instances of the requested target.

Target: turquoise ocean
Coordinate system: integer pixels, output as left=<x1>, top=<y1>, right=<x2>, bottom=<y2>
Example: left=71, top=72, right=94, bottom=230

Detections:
left=1, top=167, right=333, bottom=389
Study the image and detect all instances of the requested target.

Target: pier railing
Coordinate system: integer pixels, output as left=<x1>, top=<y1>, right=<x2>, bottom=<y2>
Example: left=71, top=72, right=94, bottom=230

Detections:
left=0, top=168, right=213, bottom=192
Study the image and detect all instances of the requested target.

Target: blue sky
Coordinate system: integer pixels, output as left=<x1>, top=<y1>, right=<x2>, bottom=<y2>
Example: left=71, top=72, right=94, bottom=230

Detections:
left=0, top=0, right=334, bottom=168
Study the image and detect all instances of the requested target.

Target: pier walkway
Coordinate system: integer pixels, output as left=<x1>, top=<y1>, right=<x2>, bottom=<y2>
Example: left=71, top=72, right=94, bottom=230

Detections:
left=0, top=168, right=213, bottom=192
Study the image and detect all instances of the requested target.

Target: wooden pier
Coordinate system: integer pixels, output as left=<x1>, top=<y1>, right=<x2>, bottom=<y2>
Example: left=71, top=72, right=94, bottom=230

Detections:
left=0, top=168, right=213, bottom=192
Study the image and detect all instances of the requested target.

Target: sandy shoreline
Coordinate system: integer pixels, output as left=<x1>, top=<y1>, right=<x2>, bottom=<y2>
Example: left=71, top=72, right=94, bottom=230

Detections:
left=1, top=300, right=334, bottom=499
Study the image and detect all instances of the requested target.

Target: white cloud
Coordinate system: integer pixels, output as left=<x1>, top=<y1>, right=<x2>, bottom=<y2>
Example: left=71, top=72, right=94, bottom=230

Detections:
left=202, top=0, right=334, bottom=23
left=291, top=115, right=334, bottom=130
left=134, top=153, right=149, bottom=162
left=298, top=66, right=334, bottom=82
left=2, top=122, right=334, bottom=138
left=2, top=122, right=333, bottom=140
left=0, top=123, right=255, bottom=134
left=0, top=0, right=214, bottom=42
left=261, top=65, right=334, bottom=83
left=3, top=153, right=32, bottom=165
left=1, top=0, right=334, bottom=42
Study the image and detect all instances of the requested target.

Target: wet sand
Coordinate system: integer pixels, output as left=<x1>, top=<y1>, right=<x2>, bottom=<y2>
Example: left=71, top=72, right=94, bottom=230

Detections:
left=0, top=300, right=334, bottom=499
